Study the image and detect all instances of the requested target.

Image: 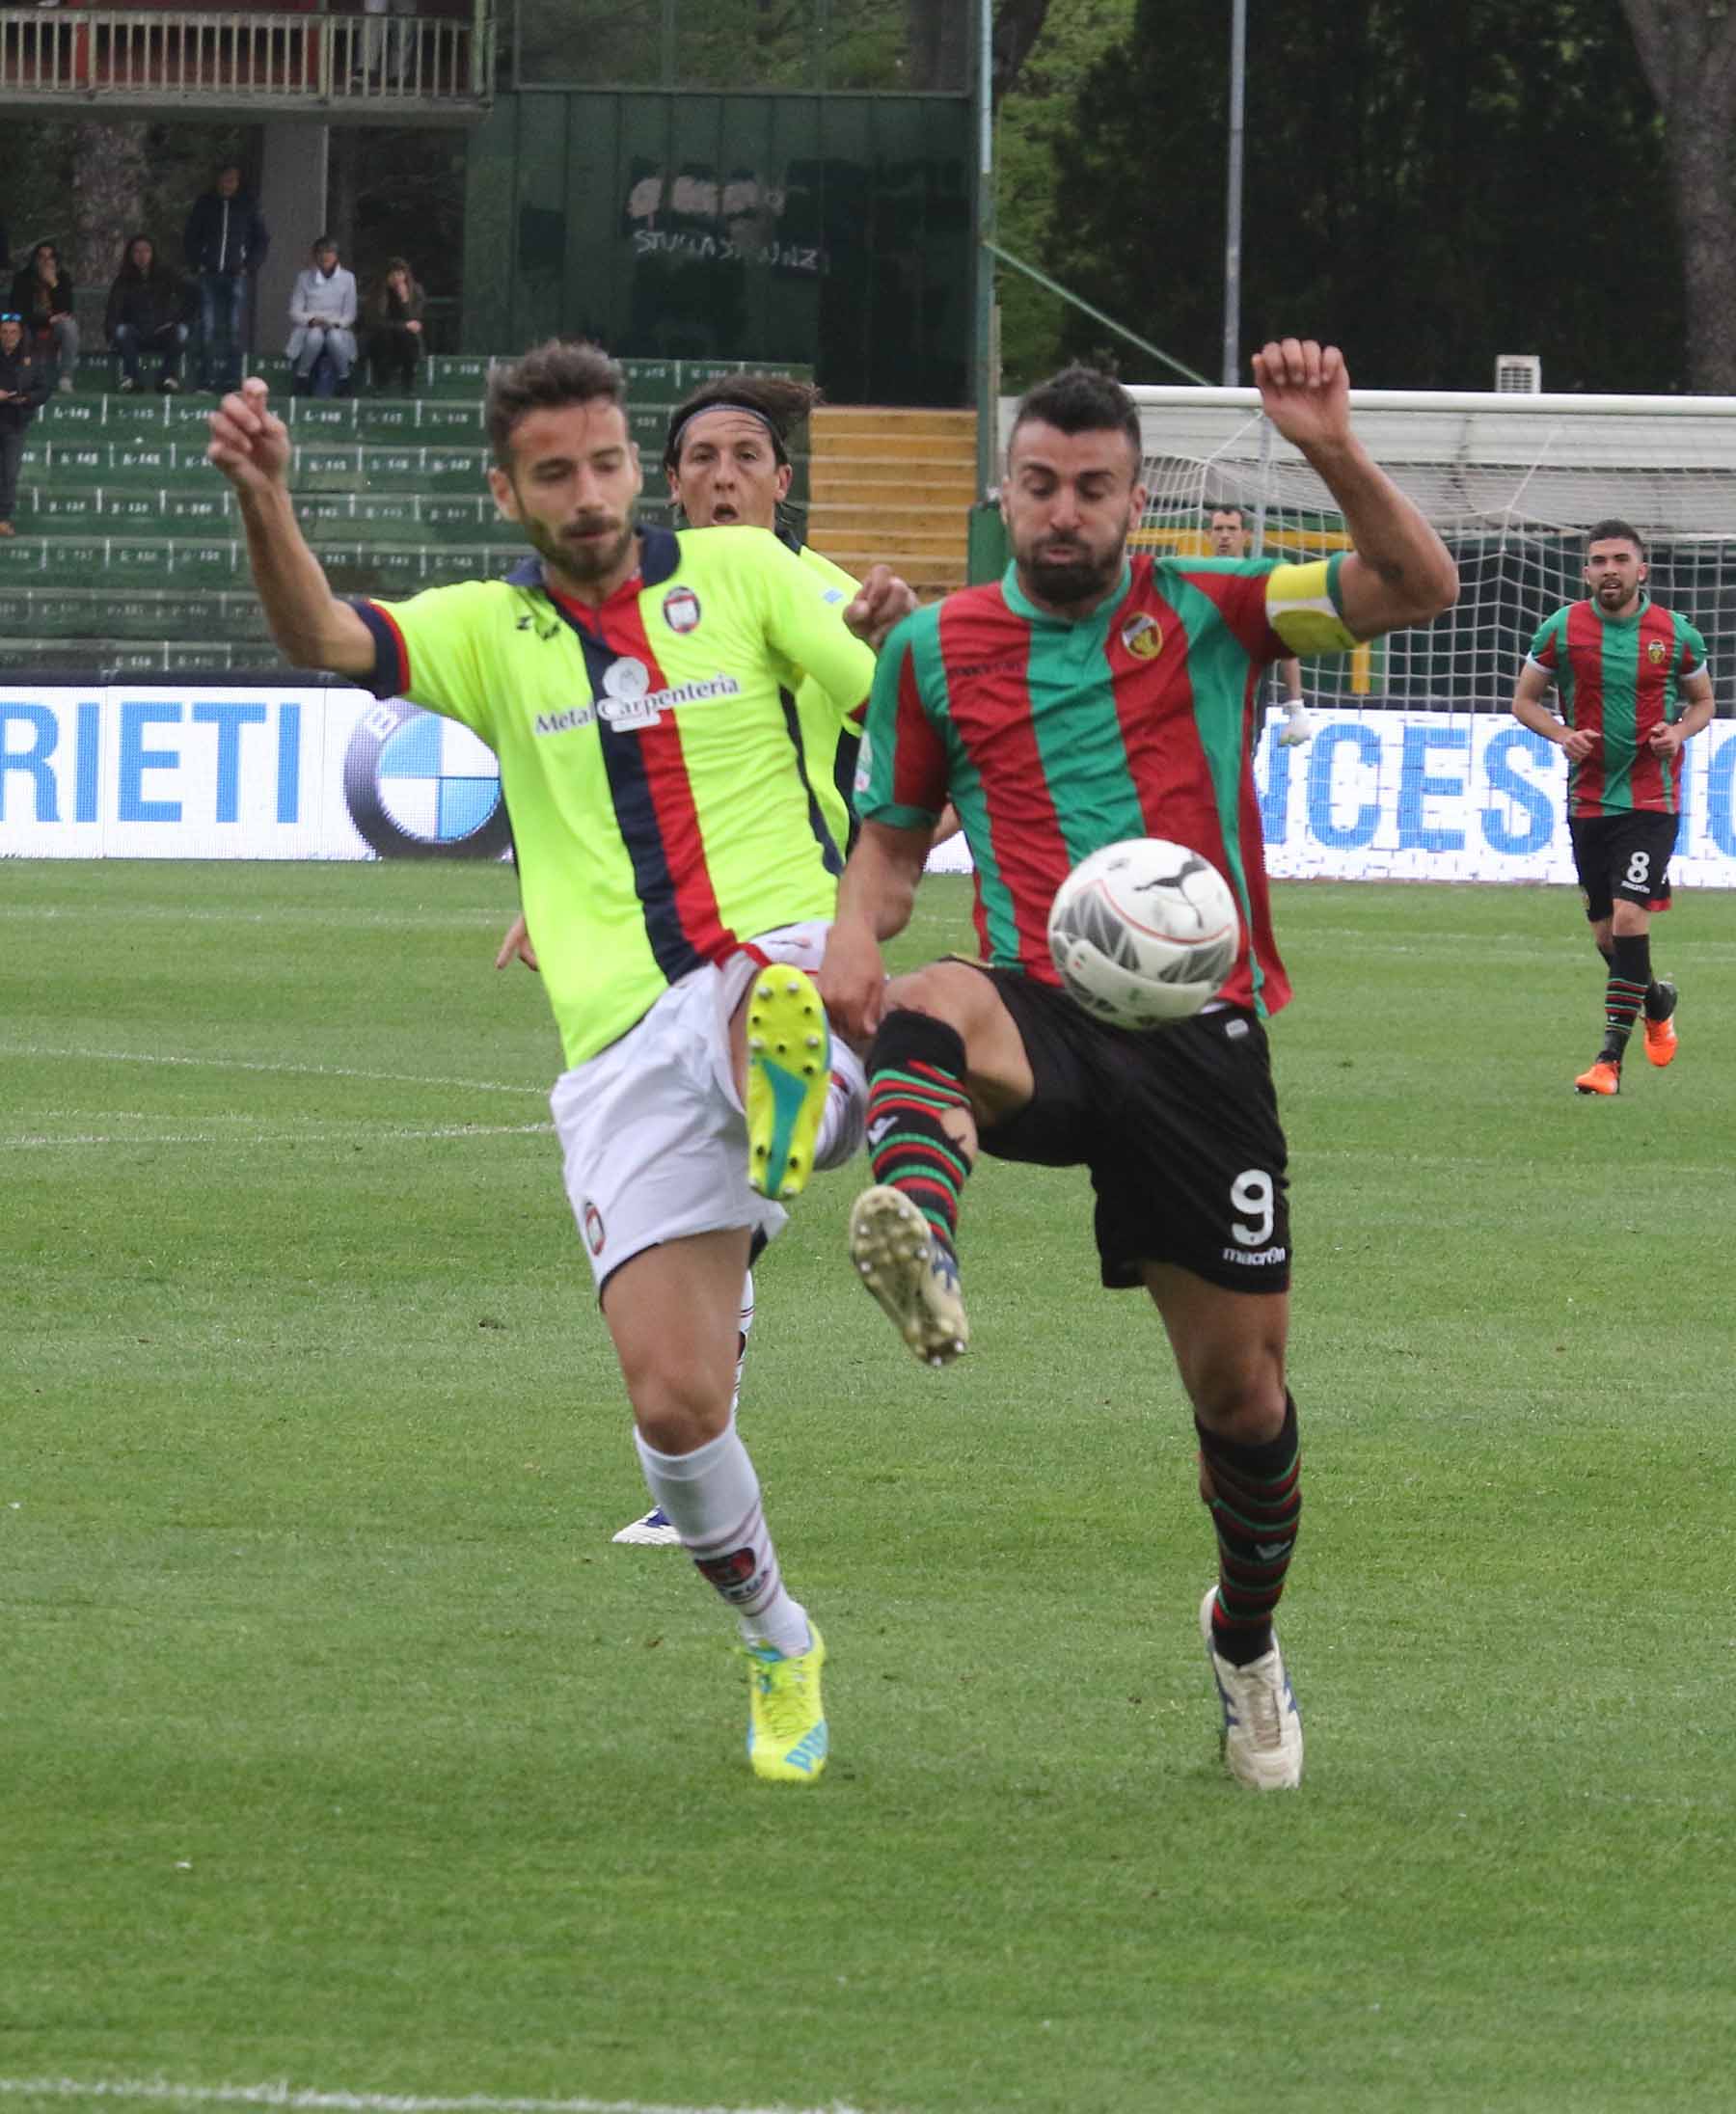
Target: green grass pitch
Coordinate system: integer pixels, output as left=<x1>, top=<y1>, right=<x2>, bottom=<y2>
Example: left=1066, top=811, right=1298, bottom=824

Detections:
left=4, top=861, right=1735, bottom=2114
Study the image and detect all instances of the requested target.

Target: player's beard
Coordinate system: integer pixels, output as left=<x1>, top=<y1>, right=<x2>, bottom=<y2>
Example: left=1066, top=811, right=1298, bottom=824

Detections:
left=527, top=512, right=637, bottom=588
left=1018, top=528, right=1127, bottom=611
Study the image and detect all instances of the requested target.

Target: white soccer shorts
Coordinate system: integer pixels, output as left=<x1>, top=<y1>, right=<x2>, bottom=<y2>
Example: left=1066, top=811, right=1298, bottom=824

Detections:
left=551, top=919, right=832, bottom=1292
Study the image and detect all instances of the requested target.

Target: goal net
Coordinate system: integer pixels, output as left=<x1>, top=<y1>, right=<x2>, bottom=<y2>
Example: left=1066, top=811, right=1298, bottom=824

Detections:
left=1126, top=385, right=1736, bottom=888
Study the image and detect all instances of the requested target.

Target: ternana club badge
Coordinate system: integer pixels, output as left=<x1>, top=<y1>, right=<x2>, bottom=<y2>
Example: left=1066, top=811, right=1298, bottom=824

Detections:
left=1647, top=638, right=1666, bottom=664
left=1121, top=611, right=1163, bottom=660
left=663, top=584, right=701, bottom=634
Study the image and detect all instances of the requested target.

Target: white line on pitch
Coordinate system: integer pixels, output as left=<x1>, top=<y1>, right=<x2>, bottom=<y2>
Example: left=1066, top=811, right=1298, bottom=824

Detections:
left=0, top=1044, right=548, bottom=1098
left=0, top=1123, right=555, bottom=1152
left=0, top=2078, right=882, bottom=2114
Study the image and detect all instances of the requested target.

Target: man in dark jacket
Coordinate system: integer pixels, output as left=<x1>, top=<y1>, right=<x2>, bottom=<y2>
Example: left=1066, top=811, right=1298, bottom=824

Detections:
left=0, top=311, right=53, bottom=534
left=182, top=165, right=269, bottom=393
left=106, top=234, right=190, bottom=393
left=8, top=242, right=77, bottom=391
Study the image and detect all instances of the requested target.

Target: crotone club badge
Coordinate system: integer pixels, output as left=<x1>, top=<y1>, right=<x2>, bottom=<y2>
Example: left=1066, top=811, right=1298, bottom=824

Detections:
left=663, top=585, right=701, bottom=635
left=1121, top=611, right=1163, bottom=661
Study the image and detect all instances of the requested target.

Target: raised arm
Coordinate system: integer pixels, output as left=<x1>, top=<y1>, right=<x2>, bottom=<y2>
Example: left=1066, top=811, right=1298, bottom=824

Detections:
left=1254, top=339, right=1458, bottom=640
left=207, top=378, right=375, bottom=678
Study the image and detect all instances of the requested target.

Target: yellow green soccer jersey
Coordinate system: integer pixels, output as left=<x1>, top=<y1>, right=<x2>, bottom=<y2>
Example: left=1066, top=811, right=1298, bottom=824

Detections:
left=790, top=540, right=864, bottom=849
left=351, top=524, right=873, bottom=1067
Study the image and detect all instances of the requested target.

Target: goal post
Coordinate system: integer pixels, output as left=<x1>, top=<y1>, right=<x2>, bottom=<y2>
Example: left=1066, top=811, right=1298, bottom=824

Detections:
left=1123, top=384, right=1736, bottom=887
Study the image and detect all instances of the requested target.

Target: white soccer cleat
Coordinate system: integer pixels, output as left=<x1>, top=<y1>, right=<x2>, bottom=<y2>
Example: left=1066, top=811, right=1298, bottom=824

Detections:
left=1200, top=1586, right=1304, bottom=1790
left=611, top=1505, right=682, bottom=1547
left=848, top=1184, right=968, bottom=1367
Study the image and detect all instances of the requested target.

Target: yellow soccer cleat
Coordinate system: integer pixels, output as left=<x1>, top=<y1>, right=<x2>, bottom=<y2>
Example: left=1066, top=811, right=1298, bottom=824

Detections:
left=746, top=967, right=831, bottom=1202
left=745, top=1624, right=828, bottom=1784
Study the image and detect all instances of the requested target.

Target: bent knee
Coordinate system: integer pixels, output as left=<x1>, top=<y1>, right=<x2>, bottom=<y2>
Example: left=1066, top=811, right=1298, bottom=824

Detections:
left=1182, top=1347, right=1288, bottom=1442
left=623, top=1359, right=734, bottom=1453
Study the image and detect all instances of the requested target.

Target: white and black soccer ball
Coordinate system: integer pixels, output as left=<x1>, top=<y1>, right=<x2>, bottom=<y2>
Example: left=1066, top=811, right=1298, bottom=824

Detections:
left=1046, top=837, right=1240, bottom=1029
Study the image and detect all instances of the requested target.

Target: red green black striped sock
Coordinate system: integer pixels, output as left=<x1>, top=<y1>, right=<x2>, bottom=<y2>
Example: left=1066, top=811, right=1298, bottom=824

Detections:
left=1602, top=934, right=1652, bottom=1059
left=862, top=1009, right=973, bottom=1253
left=1199, top=1396, right=1301, bottom=1667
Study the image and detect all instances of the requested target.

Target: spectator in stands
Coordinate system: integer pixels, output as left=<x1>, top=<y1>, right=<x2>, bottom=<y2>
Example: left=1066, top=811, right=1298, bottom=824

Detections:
left=106, top=234, right=189, bottom=393
left=0, top=309, right=52, bottom=536
left=364, top=257, right=424, bottom=393
left=184, top=164, right=269, bottom=393
left=286, top=234, right=359, bottom=397
left=9, top=241, right=77, bottom=393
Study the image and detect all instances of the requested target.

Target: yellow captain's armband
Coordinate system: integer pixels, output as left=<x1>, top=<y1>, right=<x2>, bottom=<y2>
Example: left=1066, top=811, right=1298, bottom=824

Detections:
left=1266, top=555, right=1360, bottom=655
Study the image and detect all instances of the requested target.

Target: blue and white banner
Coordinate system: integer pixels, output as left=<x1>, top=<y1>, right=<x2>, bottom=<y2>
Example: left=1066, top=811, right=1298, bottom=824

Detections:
left=6, top=690, right=1736, bottom=884
left=0, top=684, right=510, bottom=861
left=1256, top=710, right=1736, bottom=888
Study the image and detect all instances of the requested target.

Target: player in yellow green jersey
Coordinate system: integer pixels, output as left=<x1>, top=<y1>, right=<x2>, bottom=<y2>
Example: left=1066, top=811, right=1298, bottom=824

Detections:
left=495, top=367, right=948, bottom=1549
left=208, top=339, right=913, bottom=1783
left=492, top=369, right=868, bottom=1552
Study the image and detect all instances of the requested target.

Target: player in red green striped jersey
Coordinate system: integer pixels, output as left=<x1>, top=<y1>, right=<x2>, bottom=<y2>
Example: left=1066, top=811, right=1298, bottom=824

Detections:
left=819, top=342, right=1459, bottom=1791
left=208, top=340, right=917, bottom=1784
left=1511, top=519, right=1715, bottom=1097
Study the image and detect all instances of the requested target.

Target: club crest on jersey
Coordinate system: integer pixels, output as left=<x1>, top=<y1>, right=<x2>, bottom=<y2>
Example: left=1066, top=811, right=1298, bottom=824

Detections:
left=1647, top=639, right=1667, bottom=664
left=663, top=584, right=701, bottom=635
left=583, top=1201, right=606, bottom=1256
left=1121, top=611, right=1163, bottom=661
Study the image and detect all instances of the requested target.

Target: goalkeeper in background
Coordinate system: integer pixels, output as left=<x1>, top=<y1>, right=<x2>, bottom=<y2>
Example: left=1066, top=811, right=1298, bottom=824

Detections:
left=1207, top=503, right=1316, bottom=746
left=1510, top=518, right=1714, bottom=1097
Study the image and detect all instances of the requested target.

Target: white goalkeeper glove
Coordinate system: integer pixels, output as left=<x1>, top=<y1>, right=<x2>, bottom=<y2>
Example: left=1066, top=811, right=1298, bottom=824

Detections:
left=1278, top=701, right=1317, bottom=747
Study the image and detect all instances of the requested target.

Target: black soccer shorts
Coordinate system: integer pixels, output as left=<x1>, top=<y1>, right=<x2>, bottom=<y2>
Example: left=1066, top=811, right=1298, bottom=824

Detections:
left=1569, top=810, right=1678, bottom=920
left=968, top=965, right=1291, bottom=1295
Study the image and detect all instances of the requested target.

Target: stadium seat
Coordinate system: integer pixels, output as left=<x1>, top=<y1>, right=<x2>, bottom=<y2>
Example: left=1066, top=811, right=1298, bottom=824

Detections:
left=4, top=357, right=809, bottom=671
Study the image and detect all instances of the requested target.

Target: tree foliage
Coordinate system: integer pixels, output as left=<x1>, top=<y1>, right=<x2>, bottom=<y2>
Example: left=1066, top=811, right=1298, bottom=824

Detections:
left=1043, top=0, right=1683, bottom=393
left=991, top=0, right=1135, bottom=389
left=1617, top=0, right=1736, bottom=393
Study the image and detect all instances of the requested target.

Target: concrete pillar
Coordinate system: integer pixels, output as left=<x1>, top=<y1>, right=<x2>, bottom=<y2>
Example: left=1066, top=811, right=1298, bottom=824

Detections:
left=255, top=121, right=329, bottom=366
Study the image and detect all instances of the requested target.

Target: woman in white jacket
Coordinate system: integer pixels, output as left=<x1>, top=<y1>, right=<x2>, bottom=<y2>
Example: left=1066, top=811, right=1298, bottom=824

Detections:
left=285, top=234, right=358, bottom=396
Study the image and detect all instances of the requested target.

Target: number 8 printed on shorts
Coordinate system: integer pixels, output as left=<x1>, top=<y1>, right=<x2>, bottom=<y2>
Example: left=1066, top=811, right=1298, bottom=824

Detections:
left=1625, top=849, right=1651, bottom=888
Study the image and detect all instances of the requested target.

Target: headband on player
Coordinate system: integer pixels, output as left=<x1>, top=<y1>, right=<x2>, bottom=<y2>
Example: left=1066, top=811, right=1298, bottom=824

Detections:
left=665, top=399, right=789, bottom=468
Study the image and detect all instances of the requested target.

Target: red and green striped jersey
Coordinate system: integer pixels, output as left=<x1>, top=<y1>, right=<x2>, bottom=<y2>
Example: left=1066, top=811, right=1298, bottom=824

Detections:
left=350, top=524, right=873, bottom=1068
left=1527, top=594, right=1708, bottom=818
left=856, top=553, right=1360, bottom=1018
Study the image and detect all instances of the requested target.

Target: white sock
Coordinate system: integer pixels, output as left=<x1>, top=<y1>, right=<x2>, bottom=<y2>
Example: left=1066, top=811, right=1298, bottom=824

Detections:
left=814, top=1040, right=867, bottom=1171
left=731, top=1269, right=755, bottom=1416
left=634, top=1418, right=810, bottom=1657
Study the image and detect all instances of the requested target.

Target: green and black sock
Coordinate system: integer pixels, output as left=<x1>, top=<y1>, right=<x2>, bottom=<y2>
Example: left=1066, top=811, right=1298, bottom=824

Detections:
left=862, top=1010, right=973, bottom=1255
left=1199, top=1396, right=1302, bottom=1667
left=1600, top=934, right=1651, bottom=1062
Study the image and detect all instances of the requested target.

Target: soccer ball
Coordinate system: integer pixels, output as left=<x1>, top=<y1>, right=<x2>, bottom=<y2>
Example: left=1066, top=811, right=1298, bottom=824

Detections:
left=1046, top=838, right=1240, bottom=1029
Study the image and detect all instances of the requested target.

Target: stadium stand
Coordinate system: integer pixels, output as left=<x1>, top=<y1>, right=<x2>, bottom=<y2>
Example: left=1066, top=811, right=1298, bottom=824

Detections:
left=1, top=353, right=813, bottom=672
left=804, top=405, right=974, bottom=599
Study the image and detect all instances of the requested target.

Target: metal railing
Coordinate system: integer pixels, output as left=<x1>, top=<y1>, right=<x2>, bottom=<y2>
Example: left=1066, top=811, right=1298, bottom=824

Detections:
left=0, top=5, right=494, bottom=107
